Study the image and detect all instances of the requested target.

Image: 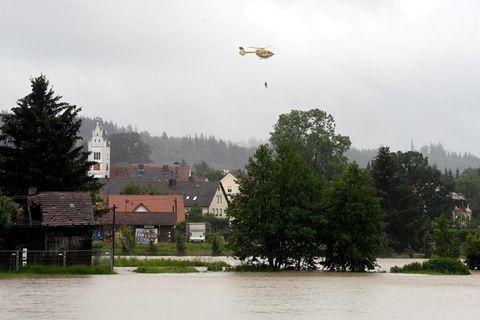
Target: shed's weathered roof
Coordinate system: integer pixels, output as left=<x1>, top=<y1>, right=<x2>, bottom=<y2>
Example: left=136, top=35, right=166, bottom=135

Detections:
left=28, top=192, right=94, bottom=227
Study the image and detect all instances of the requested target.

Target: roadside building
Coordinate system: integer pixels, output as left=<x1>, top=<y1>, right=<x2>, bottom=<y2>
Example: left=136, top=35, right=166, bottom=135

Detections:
left=96, top=195, right=186, bottom=243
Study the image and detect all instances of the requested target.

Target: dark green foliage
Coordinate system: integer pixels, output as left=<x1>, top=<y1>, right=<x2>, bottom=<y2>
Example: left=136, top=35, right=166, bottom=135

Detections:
left=210, top=232, right=224, bottom=255
left=175, top=231, right=186, bottom=255
left=119, top=181, right=164, bottom=195
left=464, top=231, right=480, bottom=270
left=270, top=108, right=351, bottom=180
left=109, top=132, right=152, bottom=164
left=455, top=168, right=480, bottom=215
left=186, top=203, right=205, bottom=222
left=369, top=147, right=453, bottom=253
left=434, top=214, right=460, bottom=258
left=193, top=160, right=224, bottom=181
left=0, top=194, right=18, bottom=248
left=321, top=163, right=384, bottom=271
left=228, top=143, right=324, bottom=270
left=390, top=257, right=469, bottom=275
left=0, top=75, right=100, bottom=195
left=174, top=221, right=186, bottom=242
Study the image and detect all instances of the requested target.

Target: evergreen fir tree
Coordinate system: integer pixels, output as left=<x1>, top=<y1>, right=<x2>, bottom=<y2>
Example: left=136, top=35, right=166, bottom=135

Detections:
left=0, top=75, right=100, bottom=195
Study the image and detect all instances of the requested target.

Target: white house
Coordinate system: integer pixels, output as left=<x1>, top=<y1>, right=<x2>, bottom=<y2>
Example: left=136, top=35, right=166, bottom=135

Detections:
left=88, top=118, right=111, bottom=178
left=208, top=173, right=239, bottom=218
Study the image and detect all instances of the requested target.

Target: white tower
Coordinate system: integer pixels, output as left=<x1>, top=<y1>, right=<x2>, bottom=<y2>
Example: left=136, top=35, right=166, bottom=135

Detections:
left=88, top=118, right=111, bottom=178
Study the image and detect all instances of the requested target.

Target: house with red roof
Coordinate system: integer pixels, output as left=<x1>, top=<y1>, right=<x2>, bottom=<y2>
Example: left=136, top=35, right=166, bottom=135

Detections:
left=97, top=195, right=185, bottom=242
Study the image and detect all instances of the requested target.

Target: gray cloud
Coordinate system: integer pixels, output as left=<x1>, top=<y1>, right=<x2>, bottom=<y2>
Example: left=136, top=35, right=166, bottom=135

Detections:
left=1, top=0, right=480, bottom=155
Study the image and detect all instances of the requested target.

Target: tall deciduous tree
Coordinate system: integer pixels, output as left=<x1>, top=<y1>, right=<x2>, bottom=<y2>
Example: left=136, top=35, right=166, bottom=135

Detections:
left=322, top=163, right=384, bottom=271
left=455, top=168, right=480, bottom=215
left=433, top=214, right=460, bottom=258
left=270, top=109, right=351, bottom=180
left=228, top=143, right=324, bottom=270
left=0, top=76, right=100, bottom=195
left=370, top=147, right=453, bottom=253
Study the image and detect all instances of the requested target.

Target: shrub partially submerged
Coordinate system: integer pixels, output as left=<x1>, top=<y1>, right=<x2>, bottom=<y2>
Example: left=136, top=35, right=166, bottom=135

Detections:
left=391, top=257, right=469, bottom=275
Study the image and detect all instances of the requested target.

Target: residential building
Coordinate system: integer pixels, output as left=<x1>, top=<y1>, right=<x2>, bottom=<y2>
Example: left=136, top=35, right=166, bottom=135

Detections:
left=451, top=192, right=473, bottom=222
left=97, top=195, right=185, bottom=242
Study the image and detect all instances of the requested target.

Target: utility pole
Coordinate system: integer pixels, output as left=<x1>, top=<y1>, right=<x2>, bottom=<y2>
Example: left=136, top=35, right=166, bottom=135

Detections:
left=111, top=204, right=117, bottom=270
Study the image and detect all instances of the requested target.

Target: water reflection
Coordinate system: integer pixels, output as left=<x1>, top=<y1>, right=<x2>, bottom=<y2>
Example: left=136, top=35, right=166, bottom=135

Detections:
left=1, top=261, right=478, bottom=320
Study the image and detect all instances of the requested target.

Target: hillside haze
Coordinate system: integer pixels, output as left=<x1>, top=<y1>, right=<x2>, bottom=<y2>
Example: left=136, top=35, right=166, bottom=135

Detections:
left=80, top=117, right=480, bottom=172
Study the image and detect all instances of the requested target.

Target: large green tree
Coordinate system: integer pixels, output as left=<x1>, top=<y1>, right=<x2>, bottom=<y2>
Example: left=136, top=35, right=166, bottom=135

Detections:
left=433, top=214, right=460, bottom=258
left=455, top=168, right=480, bottom=215
left=270, top=109, right=351, bottom=180
left=322, top=163, right=384, bottom=271
left=0, top=76, right=100, bottom=195
left=369, top=147, right=453, bottom=253
left=109, top=132, right=152, bottom=164
left=228, top=143, right=324, bottom=270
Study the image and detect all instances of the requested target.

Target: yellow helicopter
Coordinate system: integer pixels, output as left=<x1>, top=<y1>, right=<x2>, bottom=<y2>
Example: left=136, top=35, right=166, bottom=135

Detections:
left=239, top=46, right=274, bottom=59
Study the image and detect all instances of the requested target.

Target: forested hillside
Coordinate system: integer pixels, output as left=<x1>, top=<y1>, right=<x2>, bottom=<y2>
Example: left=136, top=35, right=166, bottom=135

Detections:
left=80, top=117, right=255, bottom=169
left=347, top=144, right=480, bottom=172
left=79, top=116, right=480, bottom=172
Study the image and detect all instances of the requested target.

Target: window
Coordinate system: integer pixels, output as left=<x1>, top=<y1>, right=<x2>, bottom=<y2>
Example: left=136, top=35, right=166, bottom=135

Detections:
left=227, top=187, right=232, bottom=193
left=94, top=152, right=101, bottom=160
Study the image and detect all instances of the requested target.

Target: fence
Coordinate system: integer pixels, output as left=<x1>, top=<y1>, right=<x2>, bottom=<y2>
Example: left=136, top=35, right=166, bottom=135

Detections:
left=0, top=249, right=113, bottom=271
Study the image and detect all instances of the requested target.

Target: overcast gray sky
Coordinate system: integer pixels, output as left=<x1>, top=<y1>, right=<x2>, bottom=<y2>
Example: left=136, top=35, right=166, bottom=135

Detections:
left=1, top=0, right=479, bottom=154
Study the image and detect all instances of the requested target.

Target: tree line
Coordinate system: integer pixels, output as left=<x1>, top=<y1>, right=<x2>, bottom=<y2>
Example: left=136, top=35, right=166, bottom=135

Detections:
left=228, top=108, right=480, bottom=271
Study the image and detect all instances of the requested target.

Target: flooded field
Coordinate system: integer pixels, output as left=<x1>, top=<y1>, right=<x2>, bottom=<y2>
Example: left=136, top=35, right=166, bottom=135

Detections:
left=0, top=259, right=478, bottom=320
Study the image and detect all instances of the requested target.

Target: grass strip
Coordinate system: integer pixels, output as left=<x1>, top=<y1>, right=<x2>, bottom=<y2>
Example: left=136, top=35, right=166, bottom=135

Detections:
left=115, top=257, right=230, bottom=271
left=0, top=263, right=113, bottom=278
left=134, top=266, right=198, bottom=273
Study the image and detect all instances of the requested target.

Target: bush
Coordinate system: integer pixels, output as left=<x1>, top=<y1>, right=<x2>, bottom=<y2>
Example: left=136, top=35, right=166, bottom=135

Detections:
left=118, top=225, right=136, bottom=254
left=390, top=257, right=469, bottom=275
left=175, top=232, right=186, bottom=256
left=464, top=231, right=480, bottom=270
left=210, top=232, right=224, bottom=256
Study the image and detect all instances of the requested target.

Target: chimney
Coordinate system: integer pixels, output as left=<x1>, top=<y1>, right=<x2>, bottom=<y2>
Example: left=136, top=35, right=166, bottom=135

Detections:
left=28, top=187, right=38, bottom=195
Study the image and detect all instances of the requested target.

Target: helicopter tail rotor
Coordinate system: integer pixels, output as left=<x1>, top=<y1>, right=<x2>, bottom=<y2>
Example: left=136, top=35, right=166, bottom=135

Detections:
left=239, top=47, right=246, bottom=56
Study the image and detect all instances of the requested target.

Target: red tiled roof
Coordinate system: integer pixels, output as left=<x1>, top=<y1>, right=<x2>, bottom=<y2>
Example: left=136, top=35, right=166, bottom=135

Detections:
left=108, top=195, right=185, bottom=222
left=28, top=192, right=94, bottom=227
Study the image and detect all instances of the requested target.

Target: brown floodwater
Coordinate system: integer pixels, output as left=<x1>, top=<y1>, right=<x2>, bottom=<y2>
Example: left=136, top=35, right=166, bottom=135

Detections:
left=0, top=259, right=478, bottom=320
